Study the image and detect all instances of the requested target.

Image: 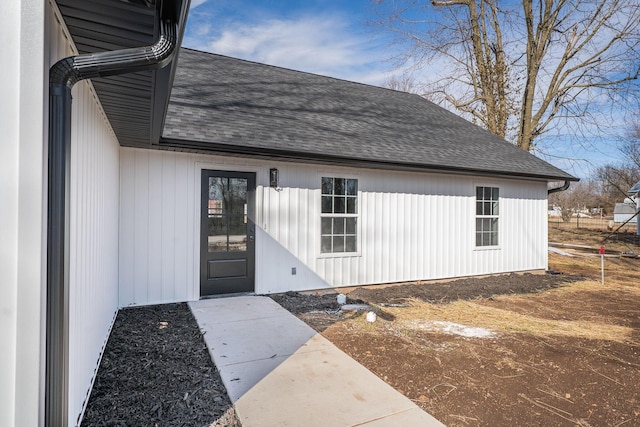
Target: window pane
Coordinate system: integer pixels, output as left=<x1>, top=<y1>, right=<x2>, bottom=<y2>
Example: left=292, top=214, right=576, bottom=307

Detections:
left=322, top=177, right=333, bottom=195
left=321, top=236, right=332, bottom=253
left=334, top=197, right=346, bottom=214
left=346, top=179, right=358, bottom=195
left=492, top=201, right=499, bottom=215
left=333, top=217, right=345, bottom=234
left=228, top=216, right=247, bottom=252
left=490, top=231, right=499, bottom=246
left=209, top=177, right=227, bottom=214
left=491, top=218, right=499, bottom=232
left=476, top=201, right=483, bottom=216
left=476, top=218, right=482, bottom=232
left=334, top=178, right=346, bottom=195
left=228, top=178, right=247, bottom=214
left=347, top=197, right=357, bottom=214
left=476, top=232, right=483, bottom=246
left=321, top=217, right=332, bottom=235
left=484, top=187, right=492, bottom=200
left=321, top=196, right=333, bottom=213
left=345, top=236, right=356, bottom=252
left=492, top=187, right=499, bottom=201
left=346, top=218, right=357, bottom=234
left=208, top=215, right=227, bottom=252
left=333, top=236, right=345, bottom=252
left=476, top=186, right=483, bottom=200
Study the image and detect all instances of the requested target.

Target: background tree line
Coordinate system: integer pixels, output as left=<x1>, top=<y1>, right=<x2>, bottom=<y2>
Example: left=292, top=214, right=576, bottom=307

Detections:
left=372, top=1, right=640, bottom=220
left=549, top=124, right=640, bottom=221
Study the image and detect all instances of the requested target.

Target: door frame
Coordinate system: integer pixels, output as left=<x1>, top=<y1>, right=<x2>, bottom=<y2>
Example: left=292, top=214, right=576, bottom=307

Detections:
left=199, top=169, right=257, bottom=296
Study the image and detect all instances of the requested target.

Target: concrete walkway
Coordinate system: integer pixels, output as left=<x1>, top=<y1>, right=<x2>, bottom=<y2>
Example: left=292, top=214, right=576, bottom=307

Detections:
left=189, top=296, right=444, bottom=427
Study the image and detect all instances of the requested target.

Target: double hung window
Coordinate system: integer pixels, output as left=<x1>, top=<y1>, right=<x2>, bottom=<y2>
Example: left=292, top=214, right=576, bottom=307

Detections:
left=321, top=177, right=358, bottom=253
left=476, top=186, right=499, bottom=247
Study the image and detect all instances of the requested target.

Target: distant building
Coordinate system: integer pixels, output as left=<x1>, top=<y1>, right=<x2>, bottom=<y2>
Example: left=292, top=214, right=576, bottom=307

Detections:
left=548, top=205, right=562, bottom=217
left=613, top=203, right=638, bottom=224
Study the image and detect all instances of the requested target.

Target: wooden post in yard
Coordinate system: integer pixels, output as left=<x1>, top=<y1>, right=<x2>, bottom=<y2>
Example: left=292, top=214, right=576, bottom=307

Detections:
left=599, top=245, right=605, bottom=285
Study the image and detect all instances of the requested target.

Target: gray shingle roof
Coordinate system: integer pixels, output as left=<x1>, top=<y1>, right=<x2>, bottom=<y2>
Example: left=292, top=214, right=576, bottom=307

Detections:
left=162, top=48, right=576, bottom=181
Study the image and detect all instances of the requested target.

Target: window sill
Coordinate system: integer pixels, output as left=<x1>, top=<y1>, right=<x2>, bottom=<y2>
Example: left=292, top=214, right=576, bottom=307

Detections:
left=318, top=251, right=362, bottom=259
left=474, top=245, right=501, bottom=251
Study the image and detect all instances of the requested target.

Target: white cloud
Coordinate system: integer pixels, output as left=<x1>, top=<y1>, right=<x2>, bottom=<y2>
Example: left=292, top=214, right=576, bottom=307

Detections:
left=183, top=13, right=392, bottom=85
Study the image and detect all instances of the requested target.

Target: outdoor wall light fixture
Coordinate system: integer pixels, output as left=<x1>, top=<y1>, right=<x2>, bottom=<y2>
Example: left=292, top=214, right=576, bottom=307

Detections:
left=270, top=168, right=279, bottom=188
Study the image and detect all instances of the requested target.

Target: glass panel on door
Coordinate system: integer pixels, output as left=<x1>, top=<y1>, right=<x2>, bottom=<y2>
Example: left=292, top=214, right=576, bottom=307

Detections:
left=207, top=176, right=248, bottom=253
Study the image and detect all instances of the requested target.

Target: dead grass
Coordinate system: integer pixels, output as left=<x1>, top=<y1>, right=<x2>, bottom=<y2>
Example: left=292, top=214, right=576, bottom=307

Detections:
left=380, top=296, right=633, bottom=342
left=349, top=249, right=640, bottom=344
left=548, top=221, right=639, bottom=254
left=550, top=254, right=640, bottom=290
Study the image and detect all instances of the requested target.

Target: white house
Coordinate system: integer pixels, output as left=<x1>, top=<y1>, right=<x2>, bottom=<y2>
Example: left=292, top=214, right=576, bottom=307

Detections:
left=613, top=202, right=638, bottom=224
left=2, top=1, right=577, bottom=426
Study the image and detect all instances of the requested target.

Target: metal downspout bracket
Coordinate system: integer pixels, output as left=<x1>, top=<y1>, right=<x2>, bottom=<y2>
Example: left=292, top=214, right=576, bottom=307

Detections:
left=46, top=16, right=177, bottom=427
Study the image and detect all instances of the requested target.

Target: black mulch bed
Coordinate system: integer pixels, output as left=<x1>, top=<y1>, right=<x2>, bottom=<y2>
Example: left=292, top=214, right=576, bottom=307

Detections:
left=270, top=291, right=364, bottom=314
left=347, top=272, right=586, bottom=305
left=271, top=272, right=586, bottom=313
left=81, top=303, right=241, bottom=427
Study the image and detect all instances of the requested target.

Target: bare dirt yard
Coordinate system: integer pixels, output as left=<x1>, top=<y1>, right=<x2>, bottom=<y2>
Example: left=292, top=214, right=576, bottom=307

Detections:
left=273, top=226, right=640, bottom=426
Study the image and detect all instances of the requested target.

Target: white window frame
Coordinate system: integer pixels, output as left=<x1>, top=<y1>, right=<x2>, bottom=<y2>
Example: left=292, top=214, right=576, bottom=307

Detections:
left=475, top=185, right=500, bottom=248
left=320, top=176, right=359, bottom=256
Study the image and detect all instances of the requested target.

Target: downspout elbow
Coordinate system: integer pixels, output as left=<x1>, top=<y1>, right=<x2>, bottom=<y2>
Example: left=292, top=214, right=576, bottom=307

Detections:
left=548, top=180, right=571, bottom=195
left=50, top=18, right=177, bottom=89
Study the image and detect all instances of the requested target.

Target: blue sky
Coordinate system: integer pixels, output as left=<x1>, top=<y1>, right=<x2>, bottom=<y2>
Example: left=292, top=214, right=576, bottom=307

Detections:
left=184, top=0, right=392, bottom=84
left=183, top=0, right=632, bottom=179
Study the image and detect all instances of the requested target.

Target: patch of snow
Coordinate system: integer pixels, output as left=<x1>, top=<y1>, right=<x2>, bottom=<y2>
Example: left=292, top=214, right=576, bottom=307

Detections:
left=411, top=320, right=497, bottom=338
left=341, top=304, right=370, bottom=312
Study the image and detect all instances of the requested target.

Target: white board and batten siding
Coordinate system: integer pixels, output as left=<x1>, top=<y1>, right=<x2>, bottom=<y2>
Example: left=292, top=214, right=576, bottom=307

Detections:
left=49, top=3, right=121, bottom=425
left=119, top=148, right=549, bottom=305
left=1, top=1, right=48, bottom=425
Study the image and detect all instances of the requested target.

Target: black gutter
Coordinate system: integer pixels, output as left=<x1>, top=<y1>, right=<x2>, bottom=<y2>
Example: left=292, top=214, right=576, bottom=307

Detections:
left=160, top=137, right=579, bottom=183
left=548, top=180, right=571, bottom=195
left=46, top=12, right=178, bottom=427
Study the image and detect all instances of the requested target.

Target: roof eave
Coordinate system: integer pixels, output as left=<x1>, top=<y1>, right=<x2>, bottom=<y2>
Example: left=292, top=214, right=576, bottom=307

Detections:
left=54, top=0, right=190, bottom=148
left=159, top=137, right=579, bottom=182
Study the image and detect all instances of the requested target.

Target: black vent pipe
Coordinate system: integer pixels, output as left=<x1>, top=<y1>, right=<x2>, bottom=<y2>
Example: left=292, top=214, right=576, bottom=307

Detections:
left=46, top=17, right=177, bottom=427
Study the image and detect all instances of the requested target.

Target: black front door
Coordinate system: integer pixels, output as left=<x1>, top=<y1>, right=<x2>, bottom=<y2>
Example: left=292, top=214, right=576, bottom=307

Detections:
left=200, top=170, right=256, bottom=296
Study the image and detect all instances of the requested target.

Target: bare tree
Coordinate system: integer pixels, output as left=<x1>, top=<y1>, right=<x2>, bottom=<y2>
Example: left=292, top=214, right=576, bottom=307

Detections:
left=597, top=164, right=639, bottom=209
left=371, top=0, right=640, bottom=151
left=596, top=122, right=640, bottom=207
left=621, top=122, right=640, bottom=170
left=383, top=72, right=420, bottom=93
left=549, top=179, right=600, bottom=221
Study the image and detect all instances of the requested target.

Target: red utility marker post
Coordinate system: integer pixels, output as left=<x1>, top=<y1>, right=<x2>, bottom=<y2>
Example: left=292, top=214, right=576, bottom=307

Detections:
left=599, top=245, right=605, bottom=285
